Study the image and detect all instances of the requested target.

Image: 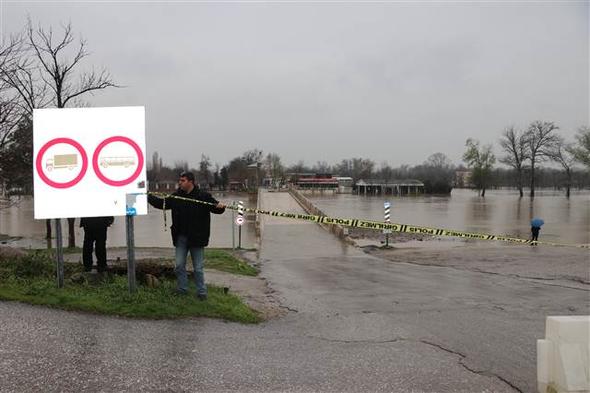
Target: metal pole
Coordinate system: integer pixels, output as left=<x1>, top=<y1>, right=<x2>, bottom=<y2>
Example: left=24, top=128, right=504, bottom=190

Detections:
left=126, top=214, right=136, bottom=293
left=232, top=201, right=235, bottom=250
left=237, top=200, right=243, bottom=249
left=55, top=218, right=64, bottom=288
left=238, top=225, right=242, bottom=249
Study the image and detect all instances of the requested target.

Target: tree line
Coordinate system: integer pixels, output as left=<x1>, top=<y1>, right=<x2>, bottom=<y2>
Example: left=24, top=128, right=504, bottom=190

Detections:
left=463, top=121, right=589, bottom=197
left=148, top=121, right=590, bottom=197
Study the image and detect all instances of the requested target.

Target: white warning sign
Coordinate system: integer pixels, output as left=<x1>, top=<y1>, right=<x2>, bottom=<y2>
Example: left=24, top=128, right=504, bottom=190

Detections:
left=33, top=106, right=147, bottom=219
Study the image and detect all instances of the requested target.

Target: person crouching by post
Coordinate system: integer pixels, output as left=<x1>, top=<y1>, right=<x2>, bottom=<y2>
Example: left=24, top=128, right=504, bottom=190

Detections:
left=80, top=216, right=114, bottom=273
left=147, top=171, right=225, bottom=300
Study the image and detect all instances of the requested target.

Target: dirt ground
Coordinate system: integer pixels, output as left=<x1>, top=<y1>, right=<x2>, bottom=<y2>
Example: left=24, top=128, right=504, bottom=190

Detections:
left=203, top=249, right=287, bottom=320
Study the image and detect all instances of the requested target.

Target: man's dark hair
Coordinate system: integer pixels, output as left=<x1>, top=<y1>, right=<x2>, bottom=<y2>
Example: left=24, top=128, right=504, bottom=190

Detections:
left=179, top=171, right=195, bottom=183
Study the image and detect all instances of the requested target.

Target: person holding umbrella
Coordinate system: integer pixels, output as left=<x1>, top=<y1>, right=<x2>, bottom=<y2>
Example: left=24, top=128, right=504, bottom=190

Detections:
left=530, top=218, right=544, bottom=245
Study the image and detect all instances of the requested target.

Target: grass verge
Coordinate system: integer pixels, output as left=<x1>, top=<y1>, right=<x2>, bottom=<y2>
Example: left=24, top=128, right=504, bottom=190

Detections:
left=204, top=249, right=258, bottom=276
left=0, top=250, right=261, bottom=323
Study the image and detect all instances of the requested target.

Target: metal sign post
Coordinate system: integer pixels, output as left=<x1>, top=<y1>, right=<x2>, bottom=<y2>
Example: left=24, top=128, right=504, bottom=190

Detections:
left=55, top=218, right=64, bottom=288
left=125, top=208, right=137, bottom=293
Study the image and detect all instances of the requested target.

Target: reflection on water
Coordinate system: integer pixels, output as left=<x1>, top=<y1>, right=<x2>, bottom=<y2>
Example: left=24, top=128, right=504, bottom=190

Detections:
left=0, top=193, right=256, bottom=249
left=307, top=189, right=590, bottom=245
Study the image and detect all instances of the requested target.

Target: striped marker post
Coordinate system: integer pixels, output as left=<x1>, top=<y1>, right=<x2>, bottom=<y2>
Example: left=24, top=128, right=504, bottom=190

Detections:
left=384, top=201, right=391, bottom=246
left=237, top=200, right=244, bottom=248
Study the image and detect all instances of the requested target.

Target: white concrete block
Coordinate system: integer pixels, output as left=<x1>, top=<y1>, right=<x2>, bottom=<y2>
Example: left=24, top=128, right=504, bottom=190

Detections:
left=556, top=343, right=588, bottom=391
left=538, top=316, right=590, bottom=393
left=537, top=339, right=552, bottom=392
left=546, top=316, right=590, bottom=345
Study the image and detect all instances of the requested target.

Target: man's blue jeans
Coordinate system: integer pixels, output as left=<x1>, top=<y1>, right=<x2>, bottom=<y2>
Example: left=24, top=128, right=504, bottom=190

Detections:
left=175, top=235, right=206, bottom=295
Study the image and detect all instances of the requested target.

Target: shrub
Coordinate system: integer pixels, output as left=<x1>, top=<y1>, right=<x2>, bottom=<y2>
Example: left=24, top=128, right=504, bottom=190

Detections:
left=14, top=251, right=54, bottom=278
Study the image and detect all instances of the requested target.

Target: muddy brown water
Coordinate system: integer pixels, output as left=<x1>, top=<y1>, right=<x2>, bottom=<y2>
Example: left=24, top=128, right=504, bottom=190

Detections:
left=1, top=189, right=589, bottom=249
left=0, top=192, right=257, bottom=249
left=306, top=188, right=590, bottom=246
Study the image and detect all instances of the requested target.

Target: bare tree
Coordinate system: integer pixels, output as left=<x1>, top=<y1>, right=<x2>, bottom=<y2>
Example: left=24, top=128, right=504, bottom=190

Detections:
left=422, top=152, right=455, bottom=194
left=0, top=34, right=30, bottom=151
left=173, top=160, right=189, bottom=174
left=24, top=20, right=117, bottom=109
left=312, top=160, right=331, bottom=174
left=264, top=153, right=284, bottom=186
left=424, top=152, right=453, bottom=169
left=5, top=20, right=119, bottom=248
left=377, top=161, right=394, bottom=182
left=549, top=137, right=576, bottom=198
left=289, top=160, right=309, bottom=176
left=462, top=138, right=495, bottom=197
left=499, top=126, right=529, bottom=197
left=199, top=154, right=211, bottom=186
left=242, top=149, right=263, bottom=165
left=568, top=126, right=590, bottom=169
left=525, top=121, right=560, bottom=198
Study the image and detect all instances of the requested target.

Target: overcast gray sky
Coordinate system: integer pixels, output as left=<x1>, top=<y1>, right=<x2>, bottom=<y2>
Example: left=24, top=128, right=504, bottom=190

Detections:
left=2, top=1, right=588, bottom=170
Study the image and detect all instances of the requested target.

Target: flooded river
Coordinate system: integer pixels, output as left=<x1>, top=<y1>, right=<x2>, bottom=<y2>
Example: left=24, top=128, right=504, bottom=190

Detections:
left=307, top=188, right=590, bottom=246
left=1, top=189, right=589, bottom=249
left=0, top=193, right=257, bottom=249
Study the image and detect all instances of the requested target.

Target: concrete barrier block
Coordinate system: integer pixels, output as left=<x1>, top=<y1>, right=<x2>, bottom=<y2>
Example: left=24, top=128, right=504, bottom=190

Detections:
left=538, top=316, right=590, bottom=393
left=537, top=339, right=552, bottom=388
left=546, top=316, right=590, bottom=345
left=556, top=343, right=589, bottom=391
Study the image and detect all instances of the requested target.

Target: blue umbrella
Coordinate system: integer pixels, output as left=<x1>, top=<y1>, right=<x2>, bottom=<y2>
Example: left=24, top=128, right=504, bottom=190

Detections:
left=531, top=218, right=544, bottom=227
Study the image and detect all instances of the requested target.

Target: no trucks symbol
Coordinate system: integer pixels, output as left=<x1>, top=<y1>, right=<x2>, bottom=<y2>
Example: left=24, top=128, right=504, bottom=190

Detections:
left=36, top=138, right=89, bottom=189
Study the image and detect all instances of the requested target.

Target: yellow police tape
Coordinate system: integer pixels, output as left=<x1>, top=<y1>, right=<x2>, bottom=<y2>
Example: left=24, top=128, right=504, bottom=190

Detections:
left=147, top=192, right=589, bottom=249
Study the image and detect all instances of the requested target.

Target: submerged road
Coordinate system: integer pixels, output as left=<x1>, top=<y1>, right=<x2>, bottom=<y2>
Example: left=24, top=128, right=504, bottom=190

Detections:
left=1, top=190, right=588, bottom=392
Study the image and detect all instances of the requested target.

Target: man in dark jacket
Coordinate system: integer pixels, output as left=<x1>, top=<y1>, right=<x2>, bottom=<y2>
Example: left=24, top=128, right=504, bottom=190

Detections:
left=148, top=171, right=225, bottom=300
left=80, top=216, right=114, bottom=273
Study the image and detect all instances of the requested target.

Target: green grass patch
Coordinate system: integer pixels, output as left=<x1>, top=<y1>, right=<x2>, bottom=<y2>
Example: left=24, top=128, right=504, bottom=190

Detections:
left=204, top=249, right=258, bottom=276
left=0, top=251, right=261, bottom=323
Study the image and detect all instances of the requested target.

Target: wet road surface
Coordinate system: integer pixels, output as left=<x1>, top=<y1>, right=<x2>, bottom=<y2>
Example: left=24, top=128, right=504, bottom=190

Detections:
left=1, top=190, right=588, bottom=392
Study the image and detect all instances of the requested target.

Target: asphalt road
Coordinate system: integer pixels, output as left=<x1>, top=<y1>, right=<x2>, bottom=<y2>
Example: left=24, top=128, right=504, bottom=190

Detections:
left=1, top=191, right=588, bottom=392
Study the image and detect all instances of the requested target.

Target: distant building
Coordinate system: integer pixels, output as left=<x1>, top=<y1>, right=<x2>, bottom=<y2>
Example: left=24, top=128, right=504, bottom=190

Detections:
left=149, top=180, right=178, bottom=191
left=334, top=176, right=353, bottom=193
left=247, top=163, right=261, bottom=189
left=287, top=173, right=339, bottom=193
left=454, top=170, right=473, bottom=188
left=228, top=181, right=246, bottom=192
left=296, top=174, right=339, bottom=190
left=355, top=179, right=424, bottom=195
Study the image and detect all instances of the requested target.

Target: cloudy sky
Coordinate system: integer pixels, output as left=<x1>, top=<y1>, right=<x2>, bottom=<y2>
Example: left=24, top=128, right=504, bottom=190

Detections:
left=2, top=1, right=588, bottom=170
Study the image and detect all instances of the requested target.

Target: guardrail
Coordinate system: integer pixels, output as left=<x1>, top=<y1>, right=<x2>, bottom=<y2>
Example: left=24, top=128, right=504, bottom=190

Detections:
left=287, top=186, right=354, bottom=245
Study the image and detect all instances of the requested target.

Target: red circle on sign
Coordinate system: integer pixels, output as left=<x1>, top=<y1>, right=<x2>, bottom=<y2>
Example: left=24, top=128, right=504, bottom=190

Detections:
left=236, top=216, right=245, bottom=225
left=92, top=136, right=144, bottom=187
left=36, top=138, right=88, bottom=189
